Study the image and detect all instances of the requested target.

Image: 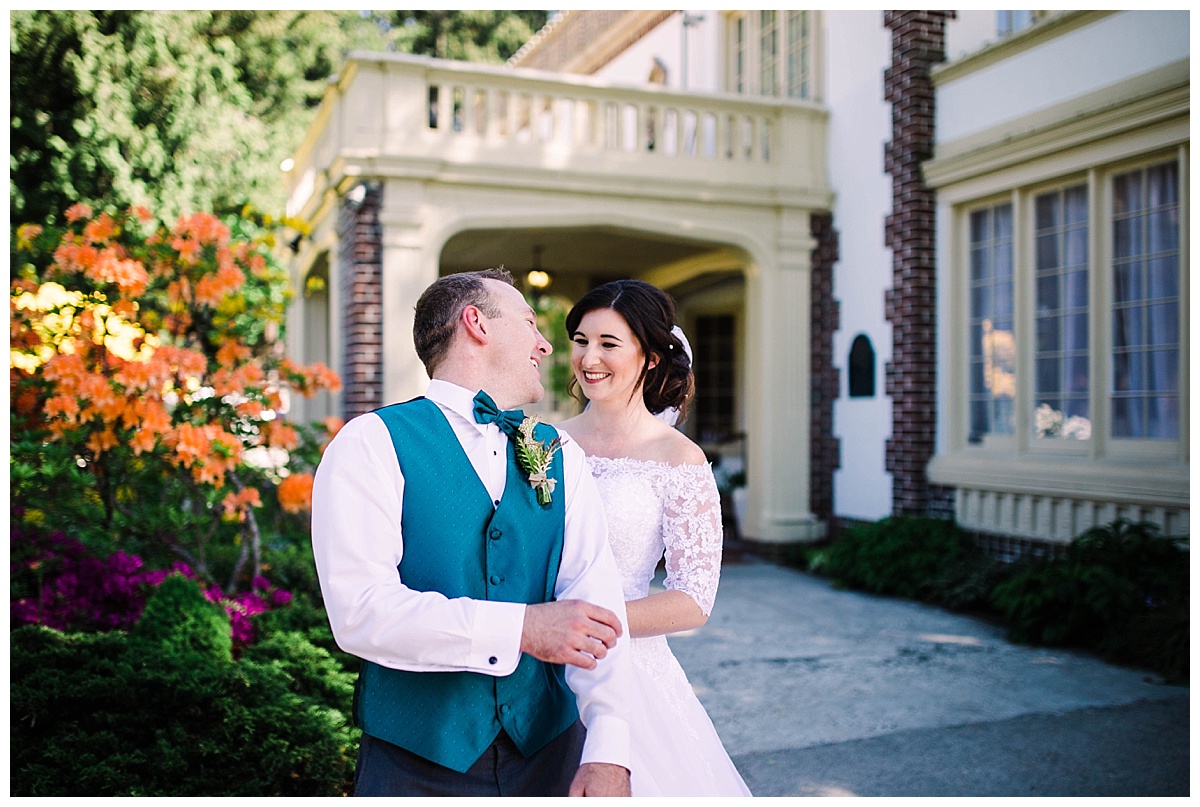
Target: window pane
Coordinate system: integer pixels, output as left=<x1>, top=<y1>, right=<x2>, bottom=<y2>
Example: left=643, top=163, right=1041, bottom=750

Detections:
left=1148, top=209, right=1179, bottom=254
left=1064, top=398, right=1089, bottom=420
left=1148, top=255, right=1179, bottom=299
left=971, top=246, right=990, bottom=281
left=1036, top=315, right=1060, bottom=353
left=970, top=359, right=985, bottom=394
left=970, top=210, right=989, bottom=242
left=1065, top=227, right=1087, bottom=267
left=995, top=241, right=1013, bottom=278
left=1032, top=186, right=1089, bottom=441
left=1148, top=397, right=1179, bottom=439
left=1064, top=185, right=1088, bottom=224
left=1036, top=357, right=1059, bottom=394
left=1113, top=261, right=1142, bottom=304
left=1110, top=162, right=1180, bottom=440
left=969, top=202, right=1016, bottom=440
left=1035, top=193, right=1058, bottom=230
left=1113, top=172, right=1142, bottom=215
left=1113, top=307, right=1144, bottom=348
left=1148, top=162, right=1178, bottom=206
left=1036, top=233, right=1059, bottom=269
left=1148, top=302, right=1178, bottom=347
left=1036, top=275, right=1059, bottom=311
left=1148, top=348, right=1178, bottom=393
left=1065, top=354, right=1089, bottom=393
left=1113, top=216, right=1142, bottom=259
left=1112, top=396, right=1136, bottom=438
left=1065, top=312, right=1088, bottom=352
left=995, top=204, right=1013, bottom=239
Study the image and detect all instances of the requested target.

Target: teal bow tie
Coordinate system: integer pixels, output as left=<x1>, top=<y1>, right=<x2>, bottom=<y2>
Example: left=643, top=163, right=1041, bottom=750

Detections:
left=472, top=390, right=525, bottom=437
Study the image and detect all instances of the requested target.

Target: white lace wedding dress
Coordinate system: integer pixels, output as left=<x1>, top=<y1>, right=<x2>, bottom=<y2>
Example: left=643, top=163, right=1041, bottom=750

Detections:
left=586, top=456, right=752, bottom=797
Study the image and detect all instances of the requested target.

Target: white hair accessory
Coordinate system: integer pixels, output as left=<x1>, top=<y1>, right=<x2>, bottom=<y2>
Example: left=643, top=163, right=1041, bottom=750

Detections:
left=655, top=325, right=693, bottom=427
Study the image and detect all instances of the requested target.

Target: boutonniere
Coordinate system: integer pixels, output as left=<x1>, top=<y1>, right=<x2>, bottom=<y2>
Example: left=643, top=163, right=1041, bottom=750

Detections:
left=514, top=416, right=562, bottom=505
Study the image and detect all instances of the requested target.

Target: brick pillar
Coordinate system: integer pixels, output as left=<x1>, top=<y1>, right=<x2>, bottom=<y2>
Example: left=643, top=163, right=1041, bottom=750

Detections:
left=882, top=11, right=954, bottom=516
left=809, top=212, right=841, bottom=526
left=338, top=183, right=384, bottom=420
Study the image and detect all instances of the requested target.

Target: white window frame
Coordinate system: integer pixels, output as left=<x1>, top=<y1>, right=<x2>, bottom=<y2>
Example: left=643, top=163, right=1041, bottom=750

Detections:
left=952, top=148, right=1188, bottom=463
left=724, top=10, right=820, bottom=102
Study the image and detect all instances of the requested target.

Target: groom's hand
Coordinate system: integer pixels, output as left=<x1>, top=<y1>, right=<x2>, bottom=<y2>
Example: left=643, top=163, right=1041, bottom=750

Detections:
left=568, top=762, right=631, bottom=797
left=520, top=600, right=622, bottom=669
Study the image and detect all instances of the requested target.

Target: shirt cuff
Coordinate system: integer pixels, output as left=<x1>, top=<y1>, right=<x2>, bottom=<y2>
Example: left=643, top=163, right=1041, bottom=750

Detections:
left=579, top=714, right=631, bottom=772
left=469, top=600, right=526, bottom=676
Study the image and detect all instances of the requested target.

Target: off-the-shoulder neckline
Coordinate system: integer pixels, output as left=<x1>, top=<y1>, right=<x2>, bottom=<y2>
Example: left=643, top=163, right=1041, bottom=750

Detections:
left=584, top=454, right=712, bottom=471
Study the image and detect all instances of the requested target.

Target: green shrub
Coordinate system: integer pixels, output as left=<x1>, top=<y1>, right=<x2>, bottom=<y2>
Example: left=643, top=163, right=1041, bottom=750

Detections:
left=132, top=573, right=233, bottom=665
left=990, top=519, right=1188, bottom=681
left=12, top=575, right=357, bottom=796
left=818, top=515, right=1001, bottom=610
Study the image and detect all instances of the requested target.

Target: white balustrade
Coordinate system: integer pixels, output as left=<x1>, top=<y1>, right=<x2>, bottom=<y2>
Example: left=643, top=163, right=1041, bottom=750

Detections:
left=287, top=52, right=829, bottom=219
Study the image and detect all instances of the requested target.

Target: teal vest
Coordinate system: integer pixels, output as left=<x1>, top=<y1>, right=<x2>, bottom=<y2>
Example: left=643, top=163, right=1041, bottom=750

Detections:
left=355, top=397, right=577, bottom=773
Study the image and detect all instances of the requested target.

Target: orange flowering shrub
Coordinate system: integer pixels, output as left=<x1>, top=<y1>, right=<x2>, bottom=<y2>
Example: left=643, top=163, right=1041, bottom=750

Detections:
left=11, top=204, right=337, bottom=592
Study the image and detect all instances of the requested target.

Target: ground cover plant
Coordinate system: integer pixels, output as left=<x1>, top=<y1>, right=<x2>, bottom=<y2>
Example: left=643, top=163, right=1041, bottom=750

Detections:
left=805, top=515, right=1188, bottom=682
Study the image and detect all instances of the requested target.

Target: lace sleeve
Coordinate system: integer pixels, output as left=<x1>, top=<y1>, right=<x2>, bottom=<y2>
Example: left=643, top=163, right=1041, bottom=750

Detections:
left=661, top=464, right=724, bottom=616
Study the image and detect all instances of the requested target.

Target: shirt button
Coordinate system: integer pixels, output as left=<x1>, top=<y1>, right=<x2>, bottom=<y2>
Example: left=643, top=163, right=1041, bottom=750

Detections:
left=488, top=656, right=498, bottom=665
left=494, top=499, right=500, bottom=506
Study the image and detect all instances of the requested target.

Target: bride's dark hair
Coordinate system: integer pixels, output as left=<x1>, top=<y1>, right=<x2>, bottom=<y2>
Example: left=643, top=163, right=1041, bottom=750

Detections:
left=564, top=279, right=694, bottom=421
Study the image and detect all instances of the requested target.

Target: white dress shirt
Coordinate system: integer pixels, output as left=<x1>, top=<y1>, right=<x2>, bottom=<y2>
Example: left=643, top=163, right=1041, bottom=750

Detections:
left=311, top=379, right=632, bottom=769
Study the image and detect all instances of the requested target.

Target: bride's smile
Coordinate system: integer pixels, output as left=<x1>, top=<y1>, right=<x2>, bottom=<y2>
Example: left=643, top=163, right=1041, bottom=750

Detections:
left=570, top=308, right=657, bottom=403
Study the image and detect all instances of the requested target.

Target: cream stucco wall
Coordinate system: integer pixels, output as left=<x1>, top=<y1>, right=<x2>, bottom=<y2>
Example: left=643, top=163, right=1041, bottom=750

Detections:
left=825, top=10, right=894, bottom=522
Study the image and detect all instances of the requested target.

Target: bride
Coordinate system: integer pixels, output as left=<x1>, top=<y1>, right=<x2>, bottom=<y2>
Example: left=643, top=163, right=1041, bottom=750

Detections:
left=556, top=279, right=751, bottom=797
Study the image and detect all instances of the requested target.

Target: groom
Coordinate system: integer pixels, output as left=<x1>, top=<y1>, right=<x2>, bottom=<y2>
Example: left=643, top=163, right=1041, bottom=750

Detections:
left=311, top=268, right=633, bottom=796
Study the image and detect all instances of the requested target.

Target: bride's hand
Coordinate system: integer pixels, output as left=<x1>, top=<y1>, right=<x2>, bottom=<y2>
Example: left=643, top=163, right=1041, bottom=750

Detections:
left=520, top=599, right=622, bottom=669
left=569, top=762, right=631, bottom=797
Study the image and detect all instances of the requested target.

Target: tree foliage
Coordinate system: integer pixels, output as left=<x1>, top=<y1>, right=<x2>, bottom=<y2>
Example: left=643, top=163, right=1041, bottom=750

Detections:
left=9, top=10, right=389, bottom=227
left=10, top=10, right=549, bottom=228
left=373, top=10, right=549, bottom=62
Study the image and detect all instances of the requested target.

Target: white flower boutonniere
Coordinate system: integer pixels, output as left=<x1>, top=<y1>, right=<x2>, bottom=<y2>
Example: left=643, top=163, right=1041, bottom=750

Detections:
left=513, top=416, right=562, bottom=506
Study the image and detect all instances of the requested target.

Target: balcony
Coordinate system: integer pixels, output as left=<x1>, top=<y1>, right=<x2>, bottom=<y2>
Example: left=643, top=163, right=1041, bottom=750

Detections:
left=285, top=51, right=830, bottom=221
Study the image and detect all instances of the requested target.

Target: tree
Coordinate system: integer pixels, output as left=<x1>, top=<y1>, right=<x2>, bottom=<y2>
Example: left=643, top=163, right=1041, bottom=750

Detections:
left=11, top=203, right=340, bottom=592
left=9, top=10, right=389, bottom=228
left=375, top=10, right=548, bottom=62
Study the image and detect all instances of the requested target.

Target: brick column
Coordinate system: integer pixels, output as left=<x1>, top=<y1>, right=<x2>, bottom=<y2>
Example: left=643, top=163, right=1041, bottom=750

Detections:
left=882, top=11, right=954, bottom=516
left=809, top=212, right=841, bottom=526
left=338, top=183, right=384, bottom=420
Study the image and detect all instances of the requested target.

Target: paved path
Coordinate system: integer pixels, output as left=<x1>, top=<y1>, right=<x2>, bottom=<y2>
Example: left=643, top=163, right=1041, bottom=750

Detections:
left=662, top=558, right=1190, bottom=797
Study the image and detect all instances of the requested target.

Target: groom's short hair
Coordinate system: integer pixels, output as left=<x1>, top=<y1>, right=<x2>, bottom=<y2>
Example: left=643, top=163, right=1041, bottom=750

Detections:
left=414, top=267, right=516, bottom=376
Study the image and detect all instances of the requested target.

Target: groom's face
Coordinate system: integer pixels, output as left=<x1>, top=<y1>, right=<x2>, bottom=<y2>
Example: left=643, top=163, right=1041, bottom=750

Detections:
left=481, top=279, right=552, bottom=408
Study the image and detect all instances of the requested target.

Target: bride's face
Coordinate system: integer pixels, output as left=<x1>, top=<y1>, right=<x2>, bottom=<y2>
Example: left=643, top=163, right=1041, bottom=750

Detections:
left=570, top=308, right=656, bottom=405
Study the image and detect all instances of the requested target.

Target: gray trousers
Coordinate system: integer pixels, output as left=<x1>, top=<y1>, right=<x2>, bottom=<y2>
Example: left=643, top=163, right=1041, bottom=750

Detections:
left=352, top=721, right=586, bottom=797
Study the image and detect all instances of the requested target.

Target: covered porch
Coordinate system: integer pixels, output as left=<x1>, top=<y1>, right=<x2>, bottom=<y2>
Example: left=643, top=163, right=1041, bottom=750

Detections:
left=284, top=51, right=832, bottom=545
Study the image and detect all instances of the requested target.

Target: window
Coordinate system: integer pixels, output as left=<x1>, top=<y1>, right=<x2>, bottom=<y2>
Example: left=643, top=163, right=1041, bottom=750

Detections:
left=693, top=314, right=736, bottom=443
left=786, top=11, right=811, bottom=100
left=968, top=202, right=1015, bottom=441
left=1033, top=185, right=1090, bottom=440
left=732, top=15, right=746, bottom=94
left=848, top=335, right=875, bottom=397
left=727, top=11, right=815, bottom=100
left=1111, top=161, right=1180, bottom=439
left=759, top=11, right=779, bottom=97
left=958, top=153, right=1185, bottom=451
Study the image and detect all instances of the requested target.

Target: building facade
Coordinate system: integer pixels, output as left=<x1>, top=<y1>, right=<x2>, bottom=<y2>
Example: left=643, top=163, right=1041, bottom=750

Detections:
left=284, top=10, right=1189, bottom=550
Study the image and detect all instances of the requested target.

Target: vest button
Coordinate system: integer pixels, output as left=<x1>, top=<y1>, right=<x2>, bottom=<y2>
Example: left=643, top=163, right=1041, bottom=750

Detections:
left=499, top=704, right=511, bottom=715
left=490, top=528, right=502, bottom=540
left=489, top=574, right=501, bottom=585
